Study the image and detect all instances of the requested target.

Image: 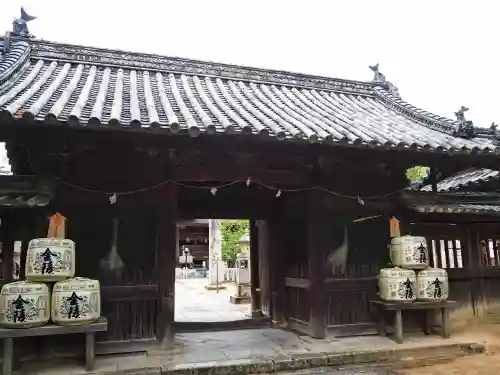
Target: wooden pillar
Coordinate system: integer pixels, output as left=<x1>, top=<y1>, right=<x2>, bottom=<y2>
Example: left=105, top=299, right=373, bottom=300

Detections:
left=175, top=225, right=180, bottom=262
left=18, top=212, right=36, bottom=280
left=307, top=191, right=328, bottom=338
left=0, top=212, right=16, bottom=283
left=429, top=167, right=439, bottom=194
left=464, top=224, right=484, bottom=315
left=249, top=220, right=262, bottom=317
left=19, top=209, right=51, bottom=280
left=256, top=220, right=271, bottom=317
left=464, top=224, right=481, bottom=269
left=156, top=183, right=178, bottom=349
left=19, top=239, right=28, bottom=280
left=268, top=212, right=286, bottom=327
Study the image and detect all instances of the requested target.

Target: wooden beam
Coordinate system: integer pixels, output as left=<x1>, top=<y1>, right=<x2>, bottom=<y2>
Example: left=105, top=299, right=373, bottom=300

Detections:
left=284, top=277, right=311, bottom=289
left=173, top=165, right=308, bottom=184
left=0, top=176, right=54, bottom=195
left=179, top=202, right=270, bottom=220
left=4, top=120, right=500, bottom=176
left=31, top=141, right=313, bottom=187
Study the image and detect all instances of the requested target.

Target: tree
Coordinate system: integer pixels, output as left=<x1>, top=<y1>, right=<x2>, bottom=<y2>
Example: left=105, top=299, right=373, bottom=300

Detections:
left=221, top=220, right=249, bottom=267
left=406, top=166, right=429, bottom=182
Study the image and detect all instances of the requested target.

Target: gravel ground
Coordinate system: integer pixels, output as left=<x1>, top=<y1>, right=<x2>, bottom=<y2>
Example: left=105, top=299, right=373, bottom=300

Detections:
left=402, top=350, right=500, bottom=375
left=277, top=324, right=500, bottom=375
left=270, top=366, right=400, bottom=375
left=402, top=325, right=500, bottom=375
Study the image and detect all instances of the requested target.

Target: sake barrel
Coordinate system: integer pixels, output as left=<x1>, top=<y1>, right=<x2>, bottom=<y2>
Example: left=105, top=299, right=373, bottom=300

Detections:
left=51, top=277, right=100, bottom=326
left=0, top=281, right=50, bottom=328
left=416, top=268, right=449, bottom=301
left=26, top=238, right=75, bottom=282
left=378, top=267, right=417, bottom=302
left=391, top=236, right=429, bottom=269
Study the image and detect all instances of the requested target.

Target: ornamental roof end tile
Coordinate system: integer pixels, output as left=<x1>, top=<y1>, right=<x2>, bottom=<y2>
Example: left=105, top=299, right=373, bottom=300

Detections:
left=0, top=31, right=498, bottom=154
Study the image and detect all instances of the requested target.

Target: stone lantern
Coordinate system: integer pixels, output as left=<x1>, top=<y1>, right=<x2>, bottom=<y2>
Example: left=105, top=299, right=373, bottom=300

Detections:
left=228, top=234, right=251, bottom=304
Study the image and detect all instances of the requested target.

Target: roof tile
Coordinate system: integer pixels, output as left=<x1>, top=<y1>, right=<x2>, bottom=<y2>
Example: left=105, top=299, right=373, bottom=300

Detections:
left=412, top=203, right=500, bottom=215
left=0, top=39, right=497, bottom=154
left=421, top=169, right=500, bottom=192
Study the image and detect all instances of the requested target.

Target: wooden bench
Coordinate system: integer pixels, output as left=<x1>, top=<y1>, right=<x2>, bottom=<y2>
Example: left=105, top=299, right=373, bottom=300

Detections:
left=369, top=300, right=456, bottom=344
left=0, top=317, right=107, bottom=375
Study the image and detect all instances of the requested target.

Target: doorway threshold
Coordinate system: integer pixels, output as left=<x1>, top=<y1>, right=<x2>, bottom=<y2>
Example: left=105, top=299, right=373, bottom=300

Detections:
left=174, top=316, right=270, bottom=332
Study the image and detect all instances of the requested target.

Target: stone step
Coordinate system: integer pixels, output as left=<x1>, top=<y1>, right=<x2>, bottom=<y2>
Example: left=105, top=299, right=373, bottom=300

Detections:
left=131, top=342, right=482, bottom=375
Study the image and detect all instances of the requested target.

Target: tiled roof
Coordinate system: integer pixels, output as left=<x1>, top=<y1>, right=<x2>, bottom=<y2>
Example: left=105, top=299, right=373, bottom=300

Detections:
left=0, top=174, right=52, bottom=207
left=0, top=38, right=498, bottom=153
left=0, top=193, right=51, bottom=207
left=412, top=202, right=500, bottom=215
left=421, top=169, right=500, bottom=192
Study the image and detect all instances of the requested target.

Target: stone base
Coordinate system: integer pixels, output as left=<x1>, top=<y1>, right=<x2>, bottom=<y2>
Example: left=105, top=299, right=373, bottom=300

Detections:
left=229, top=295, right=251, bottom=304
left=226, top=282, right=251, bottom=301
left=246, top=309, right=263, bottom=318
left=270, top=319, right=282, bottom=328
left=204, top=284, right=226, bottom=291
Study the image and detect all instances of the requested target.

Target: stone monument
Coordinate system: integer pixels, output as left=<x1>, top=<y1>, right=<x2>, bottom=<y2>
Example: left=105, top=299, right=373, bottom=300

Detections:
left=205, top=219, right=226, bottom=290
left=228, top=234, right=251, bottom=304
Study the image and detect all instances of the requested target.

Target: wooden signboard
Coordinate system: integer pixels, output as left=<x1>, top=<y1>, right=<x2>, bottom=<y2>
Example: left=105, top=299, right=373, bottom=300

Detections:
left=47, top=213, right=67, bottom=239
left=390, top=216, right=401, bottom=238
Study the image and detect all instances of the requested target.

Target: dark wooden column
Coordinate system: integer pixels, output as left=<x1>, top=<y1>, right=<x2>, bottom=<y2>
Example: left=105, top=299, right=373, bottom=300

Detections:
left=464, top=224, right=484, bottom=315
left=175, top=225, right=180, bottom=261
left=156, top=183, right=178, bottom=349
left=18, top=212, right=37, bottom=280
left=257, top=220, right=271, bottom=317
left=0, top=212, right=15, bottom=283
left=429, top=166, right=439, bottom=194
left=307, top=190, right=328, bottom=338
left=249, top=219, right=262, bottom=317
left=267, top=209, right=286, bottom=327
left=464, top=224, right=481, bottom=269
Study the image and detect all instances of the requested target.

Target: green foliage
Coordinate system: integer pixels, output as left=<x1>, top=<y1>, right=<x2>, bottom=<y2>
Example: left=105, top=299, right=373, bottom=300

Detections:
left=221, top=220, right=249, bottom=267
left=406, top=166, right=429, bottom=182
left=0, top=166, right=11, bottom=175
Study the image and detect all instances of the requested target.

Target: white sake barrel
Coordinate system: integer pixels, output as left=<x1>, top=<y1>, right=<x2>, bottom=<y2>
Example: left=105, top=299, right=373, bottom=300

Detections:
left=0, top=281, right=50, bottom=328
left=391, top=236, right=429, bottom=269
left=51, top=277, right=100, bottom=326
left=416, top=268, right=449, bottom=301
left=26, top=238, right=75, bottom=282
left=378, top=267, right=417, bottom=302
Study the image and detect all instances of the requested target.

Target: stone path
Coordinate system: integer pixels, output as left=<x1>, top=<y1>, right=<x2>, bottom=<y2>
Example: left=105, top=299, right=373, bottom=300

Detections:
left=17, top=327, right=481, bottom=374
left=175, top=277, right=249, bottom=322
